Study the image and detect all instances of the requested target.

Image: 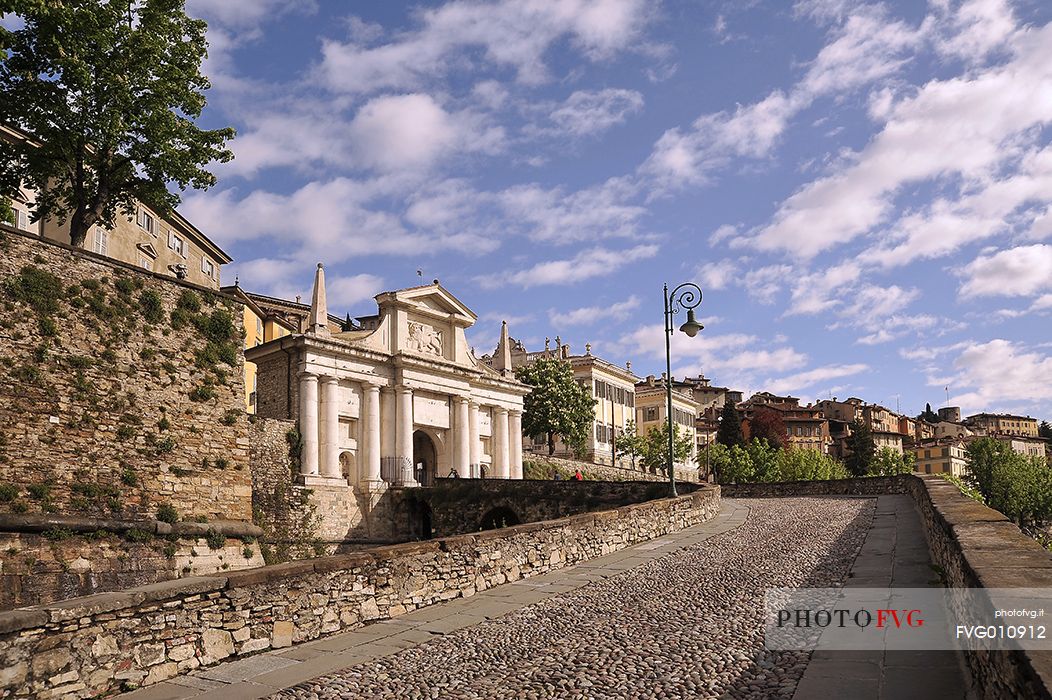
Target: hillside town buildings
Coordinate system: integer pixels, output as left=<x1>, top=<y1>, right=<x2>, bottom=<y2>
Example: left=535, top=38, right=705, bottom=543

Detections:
left=635, top=376, right=700, bottom=470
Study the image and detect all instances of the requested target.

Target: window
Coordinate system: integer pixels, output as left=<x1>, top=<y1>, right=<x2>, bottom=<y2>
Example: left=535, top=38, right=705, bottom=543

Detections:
left=796, top=427, right=803, bottom=436
left=255, top=317, right=264, bottom=345
left=138, top=209, right=155, bottom=234
left=645, top=407, right=658, bottom=422
left=92, top=227, right=108, bottom=255
left=138, top=255, right=152, bottom=271
left=202, top=257, right=216, bottom=279
left=12, top=207, right=27, bottom=230
left=168, top=231, right=186, bottom=257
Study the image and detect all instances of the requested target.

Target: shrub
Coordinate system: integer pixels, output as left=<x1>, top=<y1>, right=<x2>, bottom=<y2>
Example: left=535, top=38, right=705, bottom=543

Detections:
left=120, top=466, right=138, bottom=486
left=867, top=447, right=914, bottom=476
left=155, top=436, right=176, bottom=454
left=138, top=289, right=164, bottom=323
left=189, top=383, right=216, bottom=402
left=205, top=529, right=226, bottom=550
left=156, top=503, right=179, bottom=524
left=26, top=482, right=52, bottom=500
left=221, top=409, right=240, bottom=426
left=4, top=266, right=63, bottom=317
left=114, top=277, right=136, bottom=296
left=43, top=526, right=73, bottom=541
left=0, top=483, right=18, bottom=502
left=124, top=528, right=152, bottom=543
left=177, top=290, right=202, bottom=313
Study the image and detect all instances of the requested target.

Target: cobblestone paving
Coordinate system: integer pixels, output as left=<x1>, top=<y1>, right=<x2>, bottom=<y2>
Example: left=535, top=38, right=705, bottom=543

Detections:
left=273, top=497, right=874, bottom=700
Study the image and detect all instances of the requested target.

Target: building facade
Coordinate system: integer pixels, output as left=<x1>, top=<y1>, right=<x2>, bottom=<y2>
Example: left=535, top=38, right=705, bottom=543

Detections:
left=635, top=377, right=699, bottom=469
left=912, top=439, right=968, bottom=476
left=964, top=413, right=1040, bottom=438
left=221, top=286, right=296, bottom=413
left=248, top=268, right=530, bottom=538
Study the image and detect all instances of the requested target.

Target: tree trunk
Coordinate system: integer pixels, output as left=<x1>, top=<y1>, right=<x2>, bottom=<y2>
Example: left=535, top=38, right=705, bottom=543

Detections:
left=69, top=205, right=100, bottom=249
left=547, top=432, right=555, bottom=456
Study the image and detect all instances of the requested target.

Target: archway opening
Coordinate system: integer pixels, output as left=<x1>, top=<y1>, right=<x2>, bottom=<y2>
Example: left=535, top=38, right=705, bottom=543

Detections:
left=413, top=430, right=438, bottom=486
left=478, top=506, right=521, bottom=531
left=410, top=499, right=433, bottom=540
left=339, top=451, right=357, bottom=485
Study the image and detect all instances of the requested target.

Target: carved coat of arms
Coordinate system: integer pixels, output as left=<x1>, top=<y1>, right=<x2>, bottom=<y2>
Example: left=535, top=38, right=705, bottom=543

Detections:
left=407, top=321, right=443, bottom=356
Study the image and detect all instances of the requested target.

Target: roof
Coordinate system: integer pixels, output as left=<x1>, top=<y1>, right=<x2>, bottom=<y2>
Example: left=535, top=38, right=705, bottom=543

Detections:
left=244, top=290, right=349, bottom=326
left=220, top=286, right=297, bottom=333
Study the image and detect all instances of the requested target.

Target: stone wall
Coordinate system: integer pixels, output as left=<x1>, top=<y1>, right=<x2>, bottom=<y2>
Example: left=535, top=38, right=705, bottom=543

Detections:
left=908, top=476, right=1052, bottom=700
left=418, top=478, right=698, bottom=536
left=524, top=453, right=702, bottom=484
left=0, top=225, right=252, bottom=523
left=0, top=485, right=719, bottom=698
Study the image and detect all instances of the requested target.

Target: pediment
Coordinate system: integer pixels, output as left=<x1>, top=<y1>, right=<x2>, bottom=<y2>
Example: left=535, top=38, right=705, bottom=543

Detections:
left=137, top=242, right=158, bottom=259
left=389, top=284, right=477, bottom=323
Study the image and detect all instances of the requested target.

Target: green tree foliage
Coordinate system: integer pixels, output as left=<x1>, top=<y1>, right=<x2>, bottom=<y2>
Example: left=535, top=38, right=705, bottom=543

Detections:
left=716, top=399, right=744, bottom=447
left=0, top=0, right=234, bottom=247
left=868, top=447, right=915, bottom=476
left=640, top=422, right=694, bottom=474
left=708, top=439, right=848, bottom=484
left=965, top=437, right=1052, bottom=526
left=748, top=407, right=787, bottom=449
left=515, top=357, right=596, bottom=456
left=614, top=420, right=646, bottom=470
left=918, top=403, right=940, bottom=423
left=0, top=196, right=12, bottom=225
left=1040, top=421, right=1052, bottom=440
left=845, top=418, right=876, bottom=477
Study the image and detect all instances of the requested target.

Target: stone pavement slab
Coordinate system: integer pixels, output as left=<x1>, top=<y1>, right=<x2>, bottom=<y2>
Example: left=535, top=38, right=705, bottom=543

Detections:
left=793, top=494, right=973, bottom=700
left=119, top=500, right=751, bottom=700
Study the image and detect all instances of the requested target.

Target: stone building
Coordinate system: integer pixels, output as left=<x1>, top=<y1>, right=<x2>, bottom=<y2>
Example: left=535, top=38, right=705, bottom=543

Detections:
left=247, top=267, right=530, bottom=539
left=2, top=125, right=230, bottom=289
left=912, top=438, right=968, bottom=476
left=635, top=376, right=699, bottom=469
left=963, top=412, right=1041, bottom=438
left=220, top=285, right=296, bottom=413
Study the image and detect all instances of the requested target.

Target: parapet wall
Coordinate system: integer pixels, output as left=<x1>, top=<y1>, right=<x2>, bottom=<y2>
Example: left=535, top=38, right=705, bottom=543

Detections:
left=0, top=485, right=720, bottom=698
left=525, top=453, right=701, bottom=484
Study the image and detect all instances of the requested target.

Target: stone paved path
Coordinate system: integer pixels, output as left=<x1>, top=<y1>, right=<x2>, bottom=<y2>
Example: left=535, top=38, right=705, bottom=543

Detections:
left=793, top=494, right=973, bottom=700
left=123, top=496, right=880, bottom=700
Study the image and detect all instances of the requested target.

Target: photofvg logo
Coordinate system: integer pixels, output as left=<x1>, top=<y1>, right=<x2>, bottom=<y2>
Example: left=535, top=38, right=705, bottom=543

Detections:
left=764, top=588, right=1052, bottom=651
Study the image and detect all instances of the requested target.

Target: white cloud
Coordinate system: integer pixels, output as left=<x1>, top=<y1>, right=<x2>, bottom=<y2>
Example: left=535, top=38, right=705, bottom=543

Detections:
left=739, top=20, right=1052, bottom=259
left=960, top=244, right=1052, bottom=297
left=495, top=176, right=647, bottom=243
left=743, top=265, right=793, bottom=304
left=347, top=93, right=503, bottom=173
left=785, top=261, right=861, bottom=316
left=765, top=363, right=868, bottom=395
left=328, top=274, right=385, bottom=310
left=933, top=0, right=1017, bottom=63
left=477, top=245, right=659, bottom=288
left=545, top=88, right=644, bottom=137
left=317, top=0, right=653, bottom=95
left=550, top=296, right=640, bottom=327
left=187, top=0, right=316, bottom=29
left=696, top=260, right=738, bottom=290
left=939, top=339, right=1052, bottom=412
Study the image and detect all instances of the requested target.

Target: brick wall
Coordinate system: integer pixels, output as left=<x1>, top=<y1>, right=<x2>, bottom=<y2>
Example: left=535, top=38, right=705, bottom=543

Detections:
left=0, top=226, right=252, bottom=523
left=0, top=485, right=720, bottom=698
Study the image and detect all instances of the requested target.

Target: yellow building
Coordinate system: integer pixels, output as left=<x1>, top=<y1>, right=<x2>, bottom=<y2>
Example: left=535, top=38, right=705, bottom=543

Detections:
left=913, top=439, right=968, bottom=476
left=963, top=413, right=1040, bottom=438
left=221, top=286, right=296, bottom=413
left=2, top=125, right=230, bottom=290
left=635, top=376, right=699, bottom=470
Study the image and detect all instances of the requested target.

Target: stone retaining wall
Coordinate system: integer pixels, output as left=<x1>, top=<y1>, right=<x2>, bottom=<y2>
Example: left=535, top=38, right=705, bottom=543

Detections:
left=524, top=453, right=701, bottom=484
left=420, top=478, right=698, bottom=536
left=0, top=485, right=719, bottom=698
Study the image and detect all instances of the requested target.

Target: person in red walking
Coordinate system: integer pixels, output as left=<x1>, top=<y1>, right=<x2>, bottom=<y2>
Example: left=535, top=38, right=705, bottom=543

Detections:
left=574, top=469, right=583, bottom=481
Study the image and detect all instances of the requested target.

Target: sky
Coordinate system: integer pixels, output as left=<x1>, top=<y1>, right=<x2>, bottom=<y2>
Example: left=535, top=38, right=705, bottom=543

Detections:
left=169, top=0, right=1052, bottom=421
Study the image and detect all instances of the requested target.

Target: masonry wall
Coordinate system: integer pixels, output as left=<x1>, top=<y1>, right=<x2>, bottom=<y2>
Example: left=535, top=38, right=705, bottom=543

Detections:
left=418, top=478, right=699, bottom=536
left=0, top=485, right=720, bottom=698
left=525, top=453, right=702, bottom=484
left=0, top=226, right=252, bottom=523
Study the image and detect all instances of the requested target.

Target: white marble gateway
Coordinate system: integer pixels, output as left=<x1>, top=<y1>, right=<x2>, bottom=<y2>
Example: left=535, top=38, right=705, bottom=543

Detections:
left=247, top=265, right=529, bottom=493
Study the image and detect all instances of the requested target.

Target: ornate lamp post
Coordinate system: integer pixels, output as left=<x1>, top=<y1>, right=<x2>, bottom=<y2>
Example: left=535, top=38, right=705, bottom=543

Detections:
left=663, top=282, right=704, bottom=497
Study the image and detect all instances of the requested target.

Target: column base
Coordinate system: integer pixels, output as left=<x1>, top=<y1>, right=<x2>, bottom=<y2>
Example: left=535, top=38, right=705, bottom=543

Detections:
left=299, top=475, right=349, bottom=488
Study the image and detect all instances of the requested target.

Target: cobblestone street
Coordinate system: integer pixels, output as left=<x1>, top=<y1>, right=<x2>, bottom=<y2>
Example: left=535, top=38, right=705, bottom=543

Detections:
left=267, top=497, right=872, bottom=700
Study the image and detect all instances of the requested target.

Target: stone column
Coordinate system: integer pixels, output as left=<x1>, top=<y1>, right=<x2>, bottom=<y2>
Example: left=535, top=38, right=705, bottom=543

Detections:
left=493, top=407, right=510, bottom=479
left=509, top=410, right=523, bottom=480
left=361, top=383, right=382, bottom=490
left=469, top=401, right=481, bottom=478
left=298, top=371, right=319, bottom=477
left=396, top=386, right=417, bottom=486
left=454, top=396, right=471, bottom=475
left=319, top=376, right=341, bottom=479
left=380, top=387, right=395, bottom=482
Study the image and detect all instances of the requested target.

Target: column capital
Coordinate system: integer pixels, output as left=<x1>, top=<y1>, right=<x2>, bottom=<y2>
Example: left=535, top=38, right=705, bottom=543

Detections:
left=509, top=408, right=523, bottom=417
left=298, top=370, right=319, bottom=381
left=396, top=385, right=413, bottom=395
left=319, top=374, right=340, bottom=385
left=362, top=382, right=381, bottom=393
left=453, top=395, right=470, bottom=406
left=494, top=406, right=509, bottom=416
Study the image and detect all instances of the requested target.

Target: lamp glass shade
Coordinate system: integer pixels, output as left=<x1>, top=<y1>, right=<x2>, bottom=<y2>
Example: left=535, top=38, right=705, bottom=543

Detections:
left=679, top=309, right=704, bottom=337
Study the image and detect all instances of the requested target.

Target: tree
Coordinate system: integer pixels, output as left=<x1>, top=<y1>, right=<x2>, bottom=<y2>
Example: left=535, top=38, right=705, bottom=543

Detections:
left=0, top=197, right=12, bottom=225
left=965, top=437, right=1052, bottom=526
left=0, top=1, right=234, bottom=247
left=868, top=447, right=914, bottom=476
left=515, top=357, right=595, bottom=456
left=1040, top=421, right=1052, bottom=440
left=716, top=399, right=743, bottom=447
left=918, top=403, right=940, bottom=423
left=845, top=418, right=876, bottom=477
left=748, top=408, right=787, bottom=449
left=614, top=420, right=646, bottom=470
left=640, top=422, right=694, bottom=474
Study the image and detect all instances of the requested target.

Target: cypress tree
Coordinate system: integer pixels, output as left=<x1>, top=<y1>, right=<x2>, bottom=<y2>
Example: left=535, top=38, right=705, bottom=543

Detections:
left=717, top=399, right=744, bottom=447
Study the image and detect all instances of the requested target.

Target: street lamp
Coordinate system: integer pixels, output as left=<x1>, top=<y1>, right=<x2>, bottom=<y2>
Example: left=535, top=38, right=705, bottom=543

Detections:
left=663, top=282, right=704, bottom=497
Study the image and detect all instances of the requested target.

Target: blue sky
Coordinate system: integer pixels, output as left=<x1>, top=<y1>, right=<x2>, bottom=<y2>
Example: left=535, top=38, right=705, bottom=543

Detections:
left=175, top=0, right=1052, bottom=421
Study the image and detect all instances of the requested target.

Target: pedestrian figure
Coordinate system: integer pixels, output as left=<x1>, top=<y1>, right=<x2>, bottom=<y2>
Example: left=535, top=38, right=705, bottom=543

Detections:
left=574, top=469, right=583, bottom=481
left=448, top=467, right=460, bottom=478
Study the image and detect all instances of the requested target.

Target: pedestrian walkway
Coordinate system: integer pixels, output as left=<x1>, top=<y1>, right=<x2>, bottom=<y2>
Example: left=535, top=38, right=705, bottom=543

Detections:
left=122, top=500, right=752, bottom=700
left=793, top=494, right=974, bottom=700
